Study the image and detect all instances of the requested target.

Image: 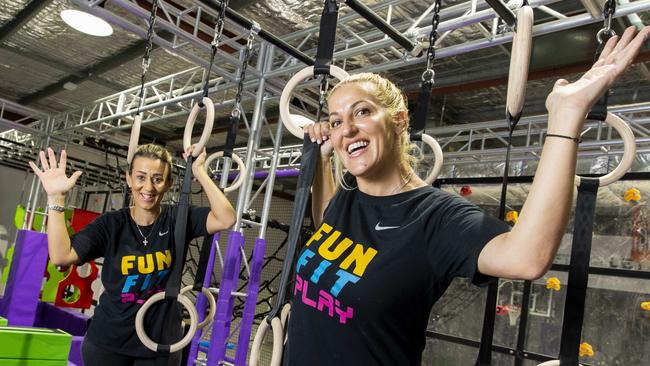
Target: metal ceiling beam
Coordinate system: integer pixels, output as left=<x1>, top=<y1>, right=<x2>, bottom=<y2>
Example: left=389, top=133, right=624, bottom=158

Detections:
left=197, top=0, right=314, bottom=65
left=580, top=0, right=605, bottom=18
left=0, top=45, right=124, bottom=91
left=0, top=0, right=50, bottom=44
left=17, top=34, right=169, bottom=105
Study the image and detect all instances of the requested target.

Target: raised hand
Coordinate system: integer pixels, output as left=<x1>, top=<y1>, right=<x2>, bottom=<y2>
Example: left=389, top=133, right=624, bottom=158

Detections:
left=305, top=122, right=334, bottom=158
left=183, top=144, right=207, bottom=177
left=28, top=148, right=83, bottom=198
left=546, top=26, right=650, bottom=126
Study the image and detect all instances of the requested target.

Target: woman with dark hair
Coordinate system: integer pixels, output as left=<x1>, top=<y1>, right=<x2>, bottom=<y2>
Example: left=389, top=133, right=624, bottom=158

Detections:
left=29, top=143, right=236, bottom=365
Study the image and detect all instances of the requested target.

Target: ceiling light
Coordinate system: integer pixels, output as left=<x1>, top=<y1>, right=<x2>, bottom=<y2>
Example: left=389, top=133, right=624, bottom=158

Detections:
left=60, top=9, right=113, bottom=37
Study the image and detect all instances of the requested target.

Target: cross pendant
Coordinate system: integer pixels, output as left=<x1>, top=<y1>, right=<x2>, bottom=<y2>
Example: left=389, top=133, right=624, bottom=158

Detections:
left=143, top=238, right=148, bottom=246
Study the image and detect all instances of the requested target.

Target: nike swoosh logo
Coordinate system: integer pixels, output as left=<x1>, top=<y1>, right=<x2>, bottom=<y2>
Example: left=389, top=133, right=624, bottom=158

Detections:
left=158, top=230, right=169, bottom=236
left=375, top=223, right=400, bottom=231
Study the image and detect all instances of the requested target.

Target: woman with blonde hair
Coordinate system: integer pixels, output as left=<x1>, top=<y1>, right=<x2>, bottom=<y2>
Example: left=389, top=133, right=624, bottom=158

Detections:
left=288, top=26, right=649, bottom=366
left=29, top=143, right=236, bottom=365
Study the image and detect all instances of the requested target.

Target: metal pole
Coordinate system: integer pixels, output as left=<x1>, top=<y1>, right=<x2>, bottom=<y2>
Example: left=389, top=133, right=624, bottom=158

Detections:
left=344, top=0, right=419, bottom=54
left=198, top=0, right=314, bottom=65
left=233, top=43, right=269, bottom=232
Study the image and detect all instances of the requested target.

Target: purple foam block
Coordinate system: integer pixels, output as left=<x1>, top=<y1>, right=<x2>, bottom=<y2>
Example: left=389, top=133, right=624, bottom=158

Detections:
left=69, top=336, right=84, bottom=366
left=234, top=237, right=267, bottom=365
left=207, top=231, right=244, bottom=365
left=35, top=301, right=90, bottom=336
left=0, top=230, right=49, bottom=326
left=187, top=233, right=219, bottom=366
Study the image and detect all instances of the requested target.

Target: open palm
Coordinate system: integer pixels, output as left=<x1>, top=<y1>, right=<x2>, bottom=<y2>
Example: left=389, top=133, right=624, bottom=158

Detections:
left=29, top=148, right=82, bottom=197
left=546, top=26, right=650, bottom=119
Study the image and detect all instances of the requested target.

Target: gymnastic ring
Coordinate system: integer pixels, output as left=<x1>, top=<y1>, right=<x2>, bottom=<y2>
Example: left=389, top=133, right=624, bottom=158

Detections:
left=574, top=112, right=636, bottom=188
left=250, top=317, right=283, bottom=366
left=183, top=97, right=215, bottom=157
left=280, top=303, right=291, bottom=345
left=505, top=5, right=533, bottom=120
left=538, top=361, right=583, bottom=366
left=204, top=151, right=247, bottom=193
left=179, top=285, right=216, bottom=330
left=279, top=65, right=350, bottom=139
left=135, top=292, right=198, bottom=353
left=127, top=114, right=142, bottom=164
left=421, top=133, right=444, bottom=184
left=280, top=303, right=291, bottom=329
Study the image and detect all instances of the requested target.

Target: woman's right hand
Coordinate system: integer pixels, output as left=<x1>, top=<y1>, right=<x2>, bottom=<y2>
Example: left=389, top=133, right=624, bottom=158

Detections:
left=304, top=122, right=334, bottom=158
left=29, top=148, right=83, bottom=198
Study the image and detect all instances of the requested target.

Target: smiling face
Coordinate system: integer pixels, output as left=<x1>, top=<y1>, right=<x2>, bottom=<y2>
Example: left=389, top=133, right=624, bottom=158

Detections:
left=126, top=156, right=171, bottom=212
left=328, top=81, right=406, bottom=181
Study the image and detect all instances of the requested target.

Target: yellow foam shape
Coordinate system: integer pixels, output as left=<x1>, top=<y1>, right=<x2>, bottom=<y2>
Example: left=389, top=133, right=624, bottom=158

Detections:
left=506, top=210, right=519, bottom=224
left=579, top=342, right=594, bottom=357
left=624, top=188, right=641, bottom=202
left=546, top=277, right=561, bottom=291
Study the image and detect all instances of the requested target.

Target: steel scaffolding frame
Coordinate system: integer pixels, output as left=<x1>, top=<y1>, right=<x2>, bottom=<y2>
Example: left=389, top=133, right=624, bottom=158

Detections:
left=3, top=0, right=650, bottom=169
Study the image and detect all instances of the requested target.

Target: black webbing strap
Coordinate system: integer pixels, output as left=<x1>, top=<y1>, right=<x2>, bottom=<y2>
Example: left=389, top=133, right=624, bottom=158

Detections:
left=224, top=114, right=240, bottom=158
left=167, top=155, right=193, bottom=299
left=193, top=234, right=214, bottom=291
left=476, top=113, right=519, bottom=366
left=266, top=136, right=319, bottom=321
left=313, top=0, right=339, bottom=76
left=411, top=0, right=441, bottom=141
left=559, top=178, right=599, bottom=365
left=153, top=156, right=193, bottom=365
left=410, top=82, right=432, bottom=141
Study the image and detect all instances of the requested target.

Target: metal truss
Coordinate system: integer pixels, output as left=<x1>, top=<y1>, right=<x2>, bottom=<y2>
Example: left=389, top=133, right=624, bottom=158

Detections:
left=219, top=102, right=650, bottom=173
left=3, top=0, right=650, bottom=171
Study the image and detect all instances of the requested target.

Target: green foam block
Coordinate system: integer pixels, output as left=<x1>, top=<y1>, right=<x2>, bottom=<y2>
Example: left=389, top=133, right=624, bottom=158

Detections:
left=0, top=326, right=71, bottom=361
left=0, top=316, right=7, bottom=326
left=0, top=359, right=68, bottom=366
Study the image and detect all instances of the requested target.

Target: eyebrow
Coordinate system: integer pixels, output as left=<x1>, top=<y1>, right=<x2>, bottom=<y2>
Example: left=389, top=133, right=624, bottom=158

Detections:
left=135, top=170, right=164, bottom=177
left=328, top=100, right=368, bottom=118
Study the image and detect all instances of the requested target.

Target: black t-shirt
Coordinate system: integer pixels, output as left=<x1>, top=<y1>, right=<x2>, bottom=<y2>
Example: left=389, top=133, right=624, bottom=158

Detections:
left=71, top=205, right=210, bottom=357
left=284, top=185, right=510, bottom=366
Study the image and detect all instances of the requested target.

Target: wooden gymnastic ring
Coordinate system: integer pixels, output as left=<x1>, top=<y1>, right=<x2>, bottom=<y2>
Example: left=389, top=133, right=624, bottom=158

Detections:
left=180, top=285, right=216, bottom=330
left=420, top=133, right=444, bottom=184
left=204, top=151, right=247, bottom=193
left=250, top=317, right=283, bottom=366
left=183, top=97, right=214, bottom=157
left=574, top=113, right=636, bottom=188
left=135, top=292, right=198, bottom=353
left=127, top=114, right=142, bottom=164
left=505, top=5, right=533, bottom=120
left=279, top=65, right=350, bottom=139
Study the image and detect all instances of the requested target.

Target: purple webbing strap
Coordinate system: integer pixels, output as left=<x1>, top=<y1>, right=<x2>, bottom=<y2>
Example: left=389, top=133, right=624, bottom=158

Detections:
left=0, top=230, right=49, bottom=326
left=207, top=230, right=245, bottom=365
left=234, top=237, right=267, bottom=364
left=187, top=233, right=219, bottom=365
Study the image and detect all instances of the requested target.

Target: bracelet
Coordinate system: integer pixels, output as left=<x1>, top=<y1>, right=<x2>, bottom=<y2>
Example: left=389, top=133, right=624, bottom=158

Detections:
left=46, top=204, right=65, bottom=212
left=546, top=133, right=581, bottom=143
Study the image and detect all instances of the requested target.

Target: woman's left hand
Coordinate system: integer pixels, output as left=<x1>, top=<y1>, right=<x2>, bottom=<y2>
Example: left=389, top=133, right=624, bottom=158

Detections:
left=546, top=26, right=649, bottom=134
left=183, top=145, right=207, bottom=177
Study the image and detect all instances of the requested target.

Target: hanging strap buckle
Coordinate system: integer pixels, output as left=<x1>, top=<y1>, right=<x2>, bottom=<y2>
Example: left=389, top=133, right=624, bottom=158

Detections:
left=421, top=69, right=435, bottom=84
left=597, top=0, right=617, bottom=44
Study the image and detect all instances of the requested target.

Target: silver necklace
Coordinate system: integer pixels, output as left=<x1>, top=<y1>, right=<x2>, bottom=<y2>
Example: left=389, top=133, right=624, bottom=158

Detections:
left=132, top=212, right=158, bottom=246
left=390, top=171, right=413, bottom=195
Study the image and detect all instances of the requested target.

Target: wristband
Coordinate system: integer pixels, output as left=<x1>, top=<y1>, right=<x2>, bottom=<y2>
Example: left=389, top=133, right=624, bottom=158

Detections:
left=546, top=133, right=581, bottom=143
left=46, top=204, right=65, bottom=212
